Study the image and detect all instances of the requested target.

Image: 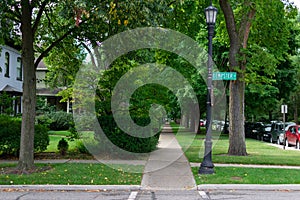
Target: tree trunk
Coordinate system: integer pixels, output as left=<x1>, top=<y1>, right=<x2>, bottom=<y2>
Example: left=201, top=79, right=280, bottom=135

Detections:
left=185, top=113, right=189, bottom=128
left=190, top=103, right=199, bottom=133
left=294, top=95, right=298, bottom=124
left=220, top=0, right=255, bottom=156
left=269, top=110, right=272, bottom=122
left=228, top=79, right=247, bottom=155
left=18, top=1, right=36, bottom=170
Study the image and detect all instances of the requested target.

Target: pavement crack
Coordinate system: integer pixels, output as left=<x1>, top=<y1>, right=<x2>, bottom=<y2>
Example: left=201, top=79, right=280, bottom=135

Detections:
left=15, top=192, right=30, bottom=200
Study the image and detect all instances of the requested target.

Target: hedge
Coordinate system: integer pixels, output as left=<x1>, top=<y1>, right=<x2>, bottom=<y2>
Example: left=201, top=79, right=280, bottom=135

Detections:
left=96, top=115, right=161, bottom=153
left=0, top=115, right=49, bottom=155
left=36, top=111, right=73, bottom=130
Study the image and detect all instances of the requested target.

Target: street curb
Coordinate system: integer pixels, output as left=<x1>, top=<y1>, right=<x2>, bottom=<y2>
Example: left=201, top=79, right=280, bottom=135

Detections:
left=190, top=163, right=300, bottom=169
left=0, top=185, right=141, bottom=191
left=198, top=184, right=300, bottom=191
left=3, top=184, right=300, bottom=192
left=140, top=186, right=198, bottom=191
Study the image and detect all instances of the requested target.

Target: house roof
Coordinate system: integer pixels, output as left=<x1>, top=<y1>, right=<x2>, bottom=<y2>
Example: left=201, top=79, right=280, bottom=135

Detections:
left=36, top=88, right=61, bottom=96
left=0, top=84, right=22, bottom=93
left=36, top=60, right=48, bottom=70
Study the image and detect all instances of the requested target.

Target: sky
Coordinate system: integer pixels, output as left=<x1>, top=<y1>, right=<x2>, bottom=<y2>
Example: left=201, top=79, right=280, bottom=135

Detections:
left=293, top=0, right=300, bottom=9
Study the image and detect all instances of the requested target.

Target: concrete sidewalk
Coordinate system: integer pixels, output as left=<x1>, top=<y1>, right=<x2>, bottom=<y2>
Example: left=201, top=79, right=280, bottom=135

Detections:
left=141, top=124, right=196, bottom=190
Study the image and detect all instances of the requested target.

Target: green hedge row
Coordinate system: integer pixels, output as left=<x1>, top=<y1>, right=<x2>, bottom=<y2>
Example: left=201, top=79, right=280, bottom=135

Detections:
left=36, top=111, right=73, bottom=130
left=96, top=116, right=161, bottom=153
left=0, top=115, right=49, bottom=155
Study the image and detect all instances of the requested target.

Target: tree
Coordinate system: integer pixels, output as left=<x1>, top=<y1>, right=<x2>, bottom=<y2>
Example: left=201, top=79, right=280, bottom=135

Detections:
left=0, top=0, right=174, bottom=170
left=0, top=0, right=95, bottom=170
left=219, top=0, right=296, bottom=155
left=219, top=0, right=256, bottom=155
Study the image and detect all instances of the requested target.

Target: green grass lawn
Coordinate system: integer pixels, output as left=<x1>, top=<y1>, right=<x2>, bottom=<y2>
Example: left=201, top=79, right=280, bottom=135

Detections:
left=171, top=122, right=300, bottom=166
left=46, top=131, right=94, bottom=153
left=46, top=130, right=77, bottom=153
left=0, top=163, right=142, bottom=185
left=193, top=167, right=300, bottom=184
left=48, top=130, right=70, bottom=136
left=170, top=122, right=300, bottom=184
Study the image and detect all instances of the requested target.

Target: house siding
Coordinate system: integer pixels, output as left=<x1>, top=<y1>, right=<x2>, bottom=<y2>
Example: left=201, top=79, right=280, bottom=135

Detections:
left=0, top=45, right=23, bottom=92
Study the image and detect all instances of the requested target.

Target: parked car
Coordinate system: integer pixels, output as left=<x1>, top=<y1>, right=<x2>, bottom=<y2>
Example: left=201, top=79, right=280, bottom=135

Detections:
left=212, top=120, right=224, bottom=131
left=199, top=119, right=206, bottom=127
left=262, top=124, right=272, bottom=141
left=263, top=122, right=295, bottom=144
left=285, top=125, right=300, bottom=149
left=245, top=122, right=255, bottom=138
left=245, top=122, right=264, bottom=140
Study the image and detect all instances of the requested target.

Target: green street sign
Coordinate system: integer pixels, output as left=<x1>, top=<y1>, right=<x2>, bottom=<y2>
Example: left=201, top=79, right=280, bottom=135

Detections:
left=213, top=72, right=237, bottom=80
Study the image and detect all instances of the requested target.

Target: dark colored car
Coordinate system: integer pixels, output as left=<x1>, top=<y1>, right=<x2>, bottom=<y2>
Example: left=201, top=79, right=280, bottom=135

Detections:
left=270, top=122, right=284, bottom=144
left=245, top=122, right=255, bottom=138
left=285, top=125, right=300, bottom=149
left=261, top=124, right=272, bottom=141
left=245, top=122, right=265, bottom=140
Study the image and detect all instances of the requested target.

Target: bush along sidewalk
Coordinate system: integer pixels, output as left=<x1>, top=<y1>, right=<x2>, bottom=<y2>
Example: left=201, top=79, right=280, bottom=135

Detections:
left=96, top=115, right=161, bottom=153
left=0, top=115, right=49, bottom=156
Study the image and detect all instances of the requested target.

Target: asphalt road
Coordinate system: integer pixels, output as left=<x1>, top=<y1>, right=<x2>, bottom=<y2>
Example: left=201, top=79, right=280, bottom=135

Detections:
left=2, top=189, right=300, bottom=200
left=0, top=190, right=204, bottom=200
left=206, top=189, right=300, bottom=200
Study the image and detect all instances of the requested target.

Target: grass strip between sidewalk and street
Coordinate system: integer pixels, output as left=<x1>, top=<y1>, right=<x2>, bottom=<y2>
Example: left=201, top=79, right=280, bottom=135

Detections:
left=193, top=167, right=300, bottom=184
left=0, top=163, right=142, bottom=185
left=171, top=122, right=300, bottom=166
left=171, top=122, right=300, bottom=184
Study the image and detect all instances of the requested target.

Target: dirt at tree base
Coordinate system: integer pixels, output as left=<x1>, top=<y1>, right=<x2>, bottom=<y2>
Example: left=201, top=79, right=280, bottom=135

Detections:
left=1, top=165, right=52, bottom=175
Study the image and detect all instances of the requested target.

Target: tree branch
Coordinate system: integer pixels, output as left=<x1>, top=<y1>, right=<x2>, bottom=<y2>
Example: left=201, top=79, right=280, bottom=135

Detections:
left=34, top=28, right=73, bottom=68
left=34, top=17, right=90, bottom=69
left=81, top=42, right=97, bottom=68
left=239, top=7, right=256, bottom=49
left=219, top=0, right=238, bottom=44
left=32, top=0, right=49, bottom=35
left=13, top=3, right=21, bottom=19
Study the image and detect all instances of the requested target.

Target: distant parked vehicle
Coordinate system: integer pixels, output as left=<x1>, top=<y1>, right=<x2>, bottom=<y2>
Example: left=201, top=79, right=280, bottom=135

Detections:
left=262, top=124, right=272, bottom=141
left=245, top=122, right=255, bottom=138
left=245, top=122, right=264, bottom=140
left=199, top=120, right=206, bottom=127
left=263, top=122, right=283, bottom=144
left=212, top=120, right=224, bottom=131
left=285, top=125, right=300, bottom=149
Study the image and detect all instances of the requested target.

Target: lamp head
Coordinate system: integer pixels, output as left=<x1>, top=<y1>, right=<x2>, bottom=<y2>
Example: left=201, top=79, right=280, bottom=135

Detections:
left=205, top=5, right=218, bottom=25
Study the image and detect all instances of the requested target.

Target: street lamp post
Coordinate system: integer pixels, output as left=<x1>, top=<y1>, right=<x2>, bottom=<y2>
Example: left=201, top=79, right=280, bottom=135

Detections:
left=199, top=3, right=217, bottom=175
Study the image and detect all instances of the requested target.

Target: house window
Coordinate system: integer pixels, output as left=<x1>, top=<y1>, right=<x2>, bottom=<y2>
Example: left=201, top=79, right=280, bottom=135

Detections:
left=16, top=57, right=22, bottom=80
left=4, top=52, right=10, bottom=77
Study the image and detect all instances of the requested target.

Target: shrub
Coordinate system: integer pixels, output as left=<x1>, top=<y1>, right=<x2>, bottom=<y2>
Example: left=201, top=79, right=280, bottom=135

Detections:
left=36, top=114, right=52, bottom=128
left=96, top=115, right=161, bottom=153
left=57, top=138, right=69, bottom=155
left=47, top=111, right=73, bottom=130
left=0, top=115, right=49, bottom=155
left=75, top=140, right=89, bottom=154
left=34, top=124, right=50, bottom=152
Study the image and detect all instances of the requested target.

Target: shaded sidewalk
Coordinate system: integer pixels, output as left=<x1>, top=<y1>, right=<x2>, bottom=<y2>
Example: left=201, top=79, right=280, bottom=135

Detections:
left=140, top=124, right=196, bottom=190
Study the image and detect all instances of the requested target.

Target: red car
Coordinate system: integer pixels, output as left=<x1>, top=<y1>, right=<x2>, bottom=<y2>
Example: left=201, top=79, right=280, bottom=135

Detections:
left=285, top=125, right=300, bottom=149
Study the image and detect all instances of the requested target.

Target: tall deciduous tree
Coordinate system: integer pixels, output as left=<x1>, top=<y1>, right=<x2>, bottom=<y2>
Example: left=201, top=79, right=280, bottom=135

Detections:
left=219, top=0, right=256, bottom=155
left=0, top=0, right=174, bottom=170
left=219, top=0, right=296, bottom=155
left=0, top=0, right=94, bottom=170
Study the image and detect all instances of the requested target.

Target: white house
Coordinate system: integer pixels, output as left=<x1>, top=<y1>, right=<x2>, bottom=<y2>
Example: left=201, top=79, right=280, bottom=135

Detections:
left=0, top=45, right=22, bottom=115
left=0, top=45, right=70, bottom=115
